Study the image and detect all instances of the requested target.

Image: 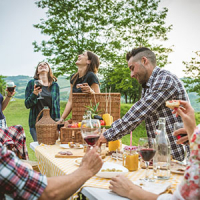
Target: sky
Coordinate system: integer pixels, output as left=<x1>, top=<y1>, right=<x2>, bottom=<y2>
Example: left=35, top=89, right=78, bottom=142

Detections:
left=0, top=0, right=200, bottom=78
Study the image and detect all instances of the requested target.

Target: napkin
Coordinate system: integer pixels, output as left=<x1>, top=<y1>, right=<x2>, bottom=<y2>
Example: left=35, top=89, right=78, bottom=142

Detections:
left=133, top=180, right=171, bottom=195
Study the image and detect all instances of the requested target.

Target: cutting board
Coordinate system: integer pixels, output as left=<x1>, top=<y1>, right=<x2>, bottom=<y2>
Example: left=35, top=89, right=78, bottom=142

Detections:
left=55, top=148, right=85, bottom=158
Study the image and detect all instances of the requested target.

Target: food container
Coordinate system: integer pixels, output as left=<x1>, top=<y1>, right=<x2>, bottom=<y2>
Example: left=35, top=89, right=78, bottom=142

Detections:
left=108, top=139, right=122, bottom=152
left=123, top=146, right=139, bottom=171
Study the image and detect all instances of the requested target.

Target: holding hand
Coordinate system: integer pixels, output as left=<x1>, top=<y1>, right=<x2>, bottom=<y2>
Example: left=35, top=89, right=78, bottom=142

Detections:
left=173, top=100, right=196, bottom=141
left=33, top=84, right=42, bottom=96
left=80, top=146, right=103, bottom=177
left=80, top=83, right=95, bottom=94
left=6, top=86, right=16, bottom=98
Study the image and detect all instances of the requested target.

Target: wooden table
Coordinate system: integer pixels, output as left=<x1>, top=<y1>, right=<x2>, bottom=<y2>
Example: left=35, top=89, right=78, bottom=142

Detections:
left=32, top=141, right=183, bottom=199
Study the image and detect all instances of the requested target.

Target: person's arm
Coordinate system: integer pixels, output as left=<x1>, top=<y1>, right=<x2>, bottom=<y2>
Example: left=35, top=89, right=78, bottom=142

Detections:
left=2, top=88, right=16, bottom=111
left=80, top=82, right=100, bottom=94
left=39, top=146, right=103, bottom=200
left=25, top=80, right=40, bottom=109
left=60, top=84, right=73, bottom=122
left=109, top=175, right=158, bottom=200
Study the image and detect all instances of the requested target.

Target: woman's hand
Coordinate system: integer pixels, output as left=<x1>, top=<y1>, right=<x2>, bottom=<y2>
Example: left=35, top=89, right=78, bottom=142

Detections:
left=6, top=86, right=16, bottom=97
left=80, top=83, right=95, bottom=94
left=173, top=100, right=196, bottom=140
left=33, top=84, right=42, bottom=96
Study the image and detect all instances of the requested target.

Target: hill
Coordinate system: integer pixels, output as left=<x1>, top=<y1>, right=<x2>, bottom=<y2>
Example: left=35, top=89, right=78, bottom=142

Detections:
left=4, top=75, right=200, bottom=112
left=4, top=75, right=70, bottom=101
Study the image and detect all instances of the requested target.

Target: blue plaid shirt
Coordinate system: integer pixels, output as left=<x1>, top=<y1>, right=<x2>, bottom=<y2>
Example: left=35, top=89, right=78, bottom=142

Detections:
left=25, top=79, right=60, bottom=128
left=103, top=67, right=189, bottom=161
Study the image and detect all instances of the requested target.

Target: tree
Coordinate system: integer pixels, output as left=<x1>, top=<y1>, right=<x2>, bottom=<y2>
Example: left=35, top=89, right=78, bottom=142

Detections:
left=182, top=51, right=200, bottom=102
left=0, top=75, right=6, bottom=96
left=33, top=0, right=172, bottom=102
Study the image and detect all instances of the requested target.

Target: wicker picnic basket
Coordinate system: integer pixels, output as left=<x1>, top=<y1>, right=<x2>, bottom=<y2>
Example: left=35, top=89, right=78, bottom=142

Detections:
left=36, top=107, right=58, bottom=145
left=60, top=93, right=121, bottom=144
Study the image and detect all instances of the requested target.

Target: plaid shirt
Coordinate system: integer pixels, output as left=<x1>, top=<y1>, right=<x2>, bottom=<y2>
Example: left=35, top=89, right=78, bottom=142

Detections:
left=103, top=67, right=189, bottom=161
left=0, top=125, right=29, bottom=160
left=0, top=144, right=47, bottom=200
left=25, top=79, right=60, bottom=128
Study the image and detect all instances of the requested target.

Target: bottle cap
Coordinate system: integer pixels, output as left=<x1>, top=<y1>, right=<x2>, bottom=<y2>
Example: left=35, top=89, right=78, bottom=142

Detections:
left=124, top=146, right=137, bottom=151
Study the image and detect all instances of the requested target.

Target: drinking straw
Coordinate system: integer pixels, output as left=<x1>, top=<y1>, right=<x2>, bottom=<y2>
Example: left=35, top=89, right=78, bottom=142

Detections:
left=130, top=131, right=132, bottom=146
left=105, top=88, right=108, bottom=113
left=109, top=87, right=111, bottom=115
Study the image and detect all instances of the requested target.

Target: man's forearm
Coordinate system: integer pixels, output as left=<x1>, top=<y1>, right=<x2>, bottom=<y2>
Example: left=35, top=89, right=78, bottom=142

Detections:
left=39, top=167, right=92, bottom=200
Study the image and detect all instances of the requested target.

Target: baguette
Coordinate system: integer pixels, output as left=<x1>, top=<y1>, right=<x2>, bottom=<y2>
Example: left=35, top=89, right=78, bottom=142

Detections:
left=165, top=100, right=180, bottom=109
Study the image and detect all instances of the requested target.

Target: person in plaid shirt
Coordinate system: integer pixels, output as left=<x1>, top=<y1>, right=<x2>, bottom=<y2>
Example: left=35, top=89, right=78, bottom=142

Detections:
left=0, top=144, right=103, bottom=200
left=98, top=47, right=189, bottom=161
left=25, top=62, right=60, bottom=141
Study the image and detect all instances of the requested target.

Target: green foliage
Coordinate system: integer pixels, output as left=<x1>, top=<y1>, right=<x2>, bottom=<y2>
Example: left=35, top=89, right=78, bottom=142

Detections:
left=182, top=51, right=200, bottom=102
left=85, top=102, right=102, bottom=118
left=0, top=75, right=7, bottom=95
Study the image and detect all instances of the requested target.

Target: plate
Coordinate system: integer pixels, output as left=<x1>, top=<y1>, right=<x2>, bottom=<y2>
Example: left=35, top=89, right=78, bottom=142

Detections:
left=60, top=144, right=84, bottom=149
left=171, top=161, right=186, bottom=174
left=74, top=158, right=82, bottom=166
left=96, top=162, right=128, bottom=178
left=111, top=152, right=123, bottom=161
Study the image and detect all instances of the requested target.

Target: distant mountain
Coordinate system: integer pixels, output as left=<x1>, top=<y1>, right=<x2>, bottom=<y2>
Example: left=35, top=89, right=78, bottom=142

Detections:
left=4, top=75, right=70, bottom=101
left=4, top=75, right=200, bottom=112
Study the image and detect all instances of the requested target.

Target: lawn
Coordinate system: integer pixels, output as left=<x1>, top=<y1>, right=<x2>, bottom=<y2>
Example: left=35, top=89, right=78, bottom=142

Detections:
left=3, top=99, right=147, bottom=161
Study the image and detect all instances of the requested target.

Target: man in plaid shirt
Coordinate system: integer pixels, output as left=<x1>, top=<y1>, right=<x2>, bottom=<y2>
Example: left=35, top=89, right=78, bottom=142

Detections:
left=0, top=143, right=102, bottom=199
left=98, top=47, right=189, bottom=161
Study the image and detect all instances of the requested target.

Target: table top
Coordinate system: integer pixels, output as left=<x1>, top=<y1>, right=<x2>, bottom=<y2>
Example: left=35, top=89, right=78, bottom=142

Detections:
left=33, top=141, right=183, bottom=199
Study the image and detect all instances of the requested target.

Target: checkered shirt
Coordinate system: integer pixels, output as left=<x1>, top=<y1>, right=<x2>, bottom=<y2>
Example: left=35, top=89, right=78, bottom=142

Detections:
left=0, top=118, right=7, bottom=129
left=0, top=144, right=47, bottom=200
left=103, top=67, right=189, bottom=161
left=0, top=125, right=29, bottom=160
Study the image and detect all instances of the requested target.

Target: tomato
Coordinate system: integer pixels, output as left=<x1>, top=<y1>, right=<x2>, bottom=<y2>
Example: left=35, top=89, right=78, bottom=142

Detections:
left=71, top=123, right=78, bottom=128
left=100, top=120, right=105, bottom=126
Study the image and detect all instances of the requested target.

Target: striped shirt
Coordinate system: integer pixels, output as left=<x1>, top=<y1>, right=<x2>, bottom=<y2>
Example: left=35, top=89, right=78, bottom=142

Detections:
left=25, top=79, right=60, bottom=128
left=0, top=144, right=47, bottom=199
left=103, top=67, right=189, bottom=161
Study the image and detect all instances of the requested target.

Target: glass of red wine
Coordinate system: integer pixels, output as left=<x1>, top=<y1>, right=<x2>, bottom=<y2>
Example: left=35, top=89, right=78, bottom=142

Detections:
left=138, top=137, right=156, bottom=182
left=6, top=81, right=16, bottom=101
left=174, top=122, right=188, bottom=165
left=34, top=80, right=44, bottom=99
left=81, top=111, right=101, bottom=149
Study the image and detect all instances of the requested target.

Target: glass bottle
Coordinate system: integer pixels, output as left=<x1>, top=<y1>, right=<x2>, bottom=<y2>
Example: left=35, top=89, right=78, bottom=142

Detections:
left=123, top=146, right=139, bottom=171
left=153, top=117, right=171, bottom=180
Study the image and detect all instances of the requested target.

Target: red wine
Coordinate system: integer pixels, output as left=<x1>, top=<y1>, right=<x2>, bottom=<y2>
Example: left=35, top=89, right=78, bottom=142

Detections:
left=35, top=83, right=43, bottom=89
left=140, top=149, right=156, bottom=161
left=84, top=135, right=100, bottom=146
left=57, top=124, right=64, bottom=131
left=7, top=87, right=15, bottom=92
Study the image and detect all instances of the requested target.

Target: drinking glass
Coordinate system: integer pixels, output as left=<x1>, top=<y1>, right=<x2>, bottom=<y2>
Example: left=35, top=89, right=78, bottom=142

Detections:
left=174, top=122, right=188, bottom=165
left=81, top=117, right=101, bottom=149
left=6, top=81, right=16, bottom=101
left=34, top=80, right=44, bottom=99
left=138, top=137, right=156, bottom=182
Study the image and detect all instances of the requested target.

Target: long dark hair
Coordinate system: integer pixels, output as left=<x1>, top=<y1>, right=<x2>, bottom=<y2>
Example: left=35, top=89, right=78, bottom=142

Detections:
left=34, top=62, right=57, bottom=86
left=71, top=51, right=100, bottom=85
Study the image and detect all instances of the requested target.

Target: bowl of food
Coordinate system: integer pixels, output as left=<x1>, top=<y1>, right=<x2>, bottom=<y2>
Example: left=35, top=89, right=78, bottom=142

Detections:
left=96, top=162, right=128, bottom=178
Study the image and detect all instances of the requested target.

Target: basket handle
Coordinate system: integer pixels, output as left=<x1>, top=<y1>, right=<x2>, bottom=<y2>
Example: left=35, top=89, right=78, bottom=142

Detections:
left=36, top=109, right=44, bottom=123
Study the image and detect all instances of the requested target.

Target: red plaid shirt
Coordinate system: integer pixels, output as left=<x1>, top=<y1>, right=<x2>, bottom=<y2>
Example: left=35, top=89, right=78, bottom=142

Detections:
left=0, top=125, right=29, bottom=160
left=0, top=144, right=47, bottom=199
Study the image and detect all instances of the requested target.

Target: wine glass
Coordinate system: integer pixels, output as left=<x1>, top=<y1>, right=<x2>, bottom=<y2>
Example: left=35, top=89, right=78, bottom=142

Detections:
left=6, top=81, right=16, bottom=101
left=81, top=112, right=101, bottom=149
left=174, top=122, right=188, bottom=165
left=138, top=137, right=156, bottom=182
left=34, top=80, right=44, bottom=99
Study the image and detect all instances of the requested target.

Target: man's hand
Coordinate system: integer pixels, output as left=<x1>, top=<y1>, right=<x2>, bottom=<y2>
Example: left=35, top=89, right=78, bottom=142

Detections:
left=96, top=134, right=107, bottom=147
left=80, top=146, right=103, bottom=177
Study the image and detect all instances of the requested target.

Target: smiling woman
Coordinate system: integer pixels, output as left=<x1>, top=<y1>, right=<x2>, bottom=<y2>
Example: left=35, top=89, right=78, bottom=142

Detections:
left=25, top=62, right=60, bottom=141
left=59, top=51, right=101, bottom=123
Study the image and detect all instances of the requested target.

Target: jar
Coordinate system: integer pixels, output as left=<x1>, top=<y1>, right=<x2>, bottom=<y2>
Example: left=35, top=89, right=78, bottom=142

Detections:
left=108, top=139, right=122, bottom=152
left=123, top=146, right=139, bottom=171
